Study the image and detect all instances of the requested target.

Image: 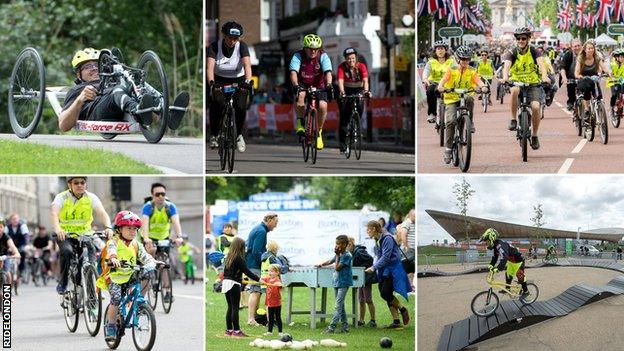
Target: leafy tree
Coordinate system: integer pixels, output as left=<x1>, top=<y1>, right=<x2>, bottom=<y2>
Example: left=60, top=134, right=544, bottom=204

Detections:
left=452, top=178, right=475, bottom=243
left=530, top=203, right=547, bottom=243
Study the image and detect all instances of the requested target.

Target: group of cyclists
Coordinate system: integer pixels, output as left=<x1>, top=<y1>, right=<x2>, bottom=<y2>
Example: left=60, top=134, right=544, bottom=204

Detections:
left=206, top=21, right=371, bottom=157
left=422, top=26, right=624, bottom=166
left=2, top=177, right=198, bottom=344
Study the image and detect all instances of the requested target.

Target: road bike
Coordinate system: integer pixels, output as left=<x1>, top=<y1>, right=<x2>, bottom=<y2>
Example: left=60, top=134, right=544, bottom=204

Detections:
left=298, top=86, right=329, bottom=164
left=442, top=88, right=476, bottom=172
left=212, top=82, right=250, bottom=173
left=58, top=233, right=106, bottom=336
left=104, top=262, right=167, bottom=351
left=342, top=92, right=368, bottom=160
left=143, top=239, right=174, bottom=313
left=470, top=270, right=539, bottom=317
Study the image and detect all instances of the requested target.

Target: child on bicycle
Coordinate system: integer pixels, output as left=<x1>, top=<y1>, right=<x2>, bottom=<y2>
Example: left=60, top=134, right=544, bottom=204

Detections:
left=608, top=48, right=624, bottom=118
left=96, top=211, right=156, bottom=342
left=261, top=264, right=284, bottom=336
left=480, top=228, right=529, bottom=299
left=178, top=233, right=200, bottom=284
left=437, top=45, right=488, bottom=164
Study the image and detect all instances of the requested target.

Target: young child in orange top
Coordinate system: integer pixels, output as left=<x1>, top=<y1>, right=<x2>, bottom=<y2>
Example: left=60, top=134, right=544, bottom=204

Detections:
left=261, top=263, right=284, bottom=336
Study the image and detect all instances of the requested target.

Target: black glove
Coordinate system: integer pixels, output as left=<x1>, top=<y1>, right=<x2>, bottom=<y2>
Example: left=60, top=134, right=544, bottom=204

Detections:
left=292, top=84, right=300, bottom=95
left=327, top=86, right=334, bottom=101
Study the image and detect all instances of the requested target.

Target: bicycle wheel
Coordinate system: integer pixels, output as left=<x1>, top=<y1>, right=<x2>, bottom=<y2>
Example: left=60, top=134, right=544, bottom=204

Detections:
left=218, top=114, right=228, bottom=171
left=83, top=265, right=102, bottom=336
left=63, top=288, right=79, bottom=332
left=482, top=94, right=488, bottom=113
left=519, top=283, right=539, bottom=305
left=471, top=290, right=499, bottom=317
left=459, top=115, right=472, bottom=173
left=160, top=267, right=173, bottom=314
left=553, top=256, right=558, bottom=264
left=227, top=109, right=237, bottom=174
left=32, top=260, right=41, bottom=287
left=500, top=88, right=505, bottom=104
left=597, top=102, right=608, bottom=144
left=575, top=103, right=583, bottom=136
left=104, top=304, right=122, bottom=349
left=8, top=47, right=45, bottom=138
left=132, top=304, right=157, bottom=351
left=520, top=110, right=529, bottom=162
left=437, top=100, right=445, bottom=146
left=311, top=109, right=318, bottom=164
left=138, top=50, right=169, bottom=144
left=344, top=120, right=352, bottom=159
left=613, top=107, right=622, bottom=128
left=302, top=111, right=311, bottom=162
left=145, top=272, right=158, bottom=311
left=588, top=110, right=596, bottom=141
left=354, top=114, right=362, bottom=160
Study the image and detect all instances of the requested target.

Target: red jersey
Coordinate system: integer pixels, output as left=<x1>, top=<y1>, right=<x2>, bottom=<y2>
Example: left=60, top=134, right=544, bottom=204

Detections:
left=262, top=276, right=282, bottom=307
left=337, top=61, right=368, bottom=89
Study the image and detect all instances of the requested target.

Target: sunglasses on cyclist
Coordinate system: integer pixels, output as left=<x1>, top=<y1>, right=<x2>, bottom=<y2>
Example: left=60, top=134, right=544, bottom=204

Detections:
left=154, top=192, right=166, bottom=197
left=81, top=63, right=98, bottom=72
left=71, top=181, right=86, bottom=185
left=516, top=37, right=528, bottom=41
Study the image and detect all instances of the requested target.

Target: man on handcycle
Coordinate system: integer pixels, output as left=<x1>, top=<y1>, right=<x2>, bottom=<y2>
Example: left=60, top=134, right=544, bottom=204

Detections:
left=206, top=21, right=253, bottom=152
left=337, top=47, right=370, bottom=154
left=51, top=176, right=114, bottom=294
left=96, top=211, right=156, bottom=342
left=480, top=228, right=529, bottom=299
left=500, top=27, right=551, bottom=150
left=59, top=48, right=156, bottom=132
left=437, top=46, right=488, bottom=164
left=289, top=33, right=334, bottom=150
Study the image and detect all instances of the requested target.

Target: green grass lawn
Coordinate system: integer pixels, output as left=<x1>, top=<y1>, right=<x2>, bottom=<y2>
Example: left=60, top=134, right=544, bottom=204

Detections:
left=205, top=270, right=415, bottom=351
left=0, top=139, right=160, bottom=173
left=418, top=245, right=460, bottom=266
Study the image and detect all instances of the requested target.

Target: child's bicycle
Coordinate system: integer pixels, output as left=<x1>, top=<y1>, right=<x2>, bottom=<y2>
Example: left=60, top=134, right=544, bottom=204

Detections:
left=104, top=261, right=168, bottom=351
left=470, top=269, right=539, bottom=317
left=542, top=253, right=558, bottom=264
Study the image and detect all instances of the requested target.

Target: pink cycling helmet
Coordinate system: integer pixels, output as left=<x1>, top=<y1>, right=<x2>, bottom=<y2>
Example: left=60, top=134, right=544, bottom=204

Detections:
left=114, top=211, right=142, bottom=229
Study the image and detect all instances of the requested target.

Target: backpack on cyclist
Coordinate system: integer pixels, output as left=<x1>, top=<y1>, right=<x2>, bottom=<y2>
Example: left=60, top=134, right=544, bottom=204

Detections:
left=352, top=244, right=378, bottom=285
left=509, top=46, right=539, bottom=72
left=143, top=197, right=174, bottom=219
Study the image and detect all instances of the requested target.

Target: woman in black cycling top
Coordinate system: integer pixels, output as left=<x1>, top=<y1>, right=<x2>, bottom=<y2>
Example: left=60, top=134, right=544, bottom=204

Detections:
left=574, top=40, right=611, bottom=121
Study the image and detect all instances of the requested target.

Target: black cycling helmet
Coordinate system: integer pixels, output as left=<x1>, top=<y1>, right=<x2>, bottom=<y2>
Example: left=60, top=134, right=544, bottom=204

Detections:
left=455, top=45, right=472, bottom=60
left=221, top=21, right=243, bottom=37
left=433, top=40, right=449, bottom=49
left=514, top=27, right=532, bottom=38
left=343, top=47, right=358, bottom=58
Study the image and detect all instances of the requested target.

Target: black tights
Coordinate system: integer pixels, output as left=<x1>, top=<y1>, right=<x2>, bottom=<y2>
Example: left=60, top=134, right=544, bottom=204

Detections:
left=267, top=306, right=282, bottom=333
left=225, top=286, right=241, bottom=331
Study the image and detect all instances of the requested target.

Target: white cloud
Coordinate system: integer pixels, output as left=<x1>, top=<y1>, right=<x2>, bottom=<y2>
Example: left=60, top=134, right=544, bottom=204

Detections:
left=418, top=175, right=624, bottom=245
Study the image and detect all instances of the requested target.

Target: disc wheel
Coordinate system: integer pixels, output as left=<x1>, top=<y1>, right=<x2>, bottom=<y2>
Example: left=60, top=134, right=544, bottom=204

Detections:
left=137, top=51, right=169, bottom=143
left=8, top=47, right=45, bottom=138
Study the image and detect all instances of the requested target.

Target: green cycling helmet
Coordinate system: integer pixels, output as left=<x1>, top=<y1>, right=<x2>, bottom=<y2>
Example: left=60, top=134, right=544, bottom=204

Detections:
left=303, top=34, right=322, bottom=49
left=481, top=228, right=498, bottom=247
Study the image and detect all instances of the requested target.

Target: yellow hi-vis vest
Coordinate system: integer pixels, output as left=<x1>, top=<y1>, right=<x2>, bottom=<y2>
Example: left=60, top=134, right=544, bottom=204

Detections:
left=477, top=59, right=494, bottom=79
left=442, top=67, right=479, bottom=105
left=96, top=238, right=139, bottom=290
left=509, top=49, right=540, bottom=84
left=428, top=58, right=455, bottom=83
left=58, top=190, right=93, bottom=236
left=148, top=205, right=171, bottom=240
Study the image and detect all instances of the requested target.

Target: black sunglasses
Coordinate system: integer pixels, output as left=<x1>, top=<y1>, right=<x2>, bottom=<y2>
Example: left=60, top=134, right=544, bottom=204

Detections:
left=154, top=192, right=166, bottom=197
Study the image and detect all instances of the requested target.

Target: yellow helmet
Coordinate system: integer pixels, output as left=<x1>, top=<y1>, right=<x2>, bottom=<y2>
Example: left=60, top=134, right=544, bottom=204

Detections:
left=303, top=34, right=322, bottom=49
left=71, top=48, right=100, bottom=70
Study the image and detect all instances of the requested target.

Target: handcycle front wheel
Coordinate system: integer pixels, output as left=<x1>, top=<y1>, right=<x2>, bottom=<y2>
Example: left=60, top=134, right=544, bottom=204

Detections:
left=471, top=289, right=499, bottom=317
left=132, top=303, right=157, bottom=351
left=104, top=303, right=123, bottom=349
left=519, top=282, right=539, bottom=305
left=8, top=47, right=45, bottom=138
left=137, top=50, right=169, bottom=144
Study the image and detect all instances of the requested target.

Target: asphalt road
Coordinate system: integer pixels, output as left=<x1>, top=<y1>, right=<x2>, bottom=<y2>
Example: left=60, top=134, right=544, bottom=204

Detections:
left=0, top=134, right=203, bottom=174
left=206, top=143, right=415, bottom=174
left=418, top=80, right=624, bottom=173
left=11, top=278, right=203, bottom=350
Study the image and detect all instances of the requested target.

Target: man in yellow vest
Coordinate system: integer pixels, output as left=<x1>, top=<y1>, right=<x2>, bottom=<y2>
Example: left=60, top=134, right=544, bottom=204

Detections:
left=51, top=176, right=114, bottom=294
left=500, top=27, right=551, bottom=150
left=97, top=210, right=156, bottom=342
left=141, top=182, right=182, bottom=303
left=437, top=46, right=488, bottom=164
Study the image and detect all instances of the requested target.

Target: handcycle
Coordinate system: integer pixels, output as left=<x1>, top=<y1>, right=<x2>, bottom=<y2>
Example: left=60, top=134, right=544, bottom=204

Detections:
left=56, top=232, right=107, bottom=337
left=8, top=46, right=189, bottom=143
left=211, top=82, right=251, bottom=173
left=342, top=91, right=369, bottom=160
left=104, top=261, right=168, bottom=351
left=504, top=81, right=547, bottom=162
left=142, top=239, right=174, bottom=313
left=610, top=77, right=624, bottom=128
left=542, top=252, right=558, bottom=264
left=297, top=86, right=330, bottom=164
left=470, top=269, right=539, bottom=317
left=441, top=88, right=479, bottom=172
left=578, top=75, right=609, bottom=144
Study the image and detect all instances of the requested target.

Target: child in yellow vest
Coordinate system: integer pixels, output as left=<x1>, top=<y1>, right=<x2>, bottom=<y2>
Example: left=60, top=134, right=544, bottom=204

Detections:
left=178, top=233, right=200, bottom=284
left=97, top=211, right=156, bottom=342
left=609, top=49, right=624, bottom=117
left=437, top=46, right=488, bottom=164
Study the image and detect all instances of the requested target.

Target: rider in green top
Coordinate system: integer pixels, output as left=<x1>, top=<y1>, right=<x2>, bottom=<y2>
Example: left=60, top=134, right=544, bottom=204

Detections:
left=51, top=176, right=114, bottom=294
left=476, top=49, right=495, bottom=106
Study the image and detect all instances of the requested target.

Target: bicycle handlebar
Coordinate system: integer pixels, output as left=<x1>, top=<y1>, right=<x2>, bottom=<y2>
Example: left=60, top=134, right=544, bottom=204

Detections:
left=106, top=260, right=170, bottom=270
